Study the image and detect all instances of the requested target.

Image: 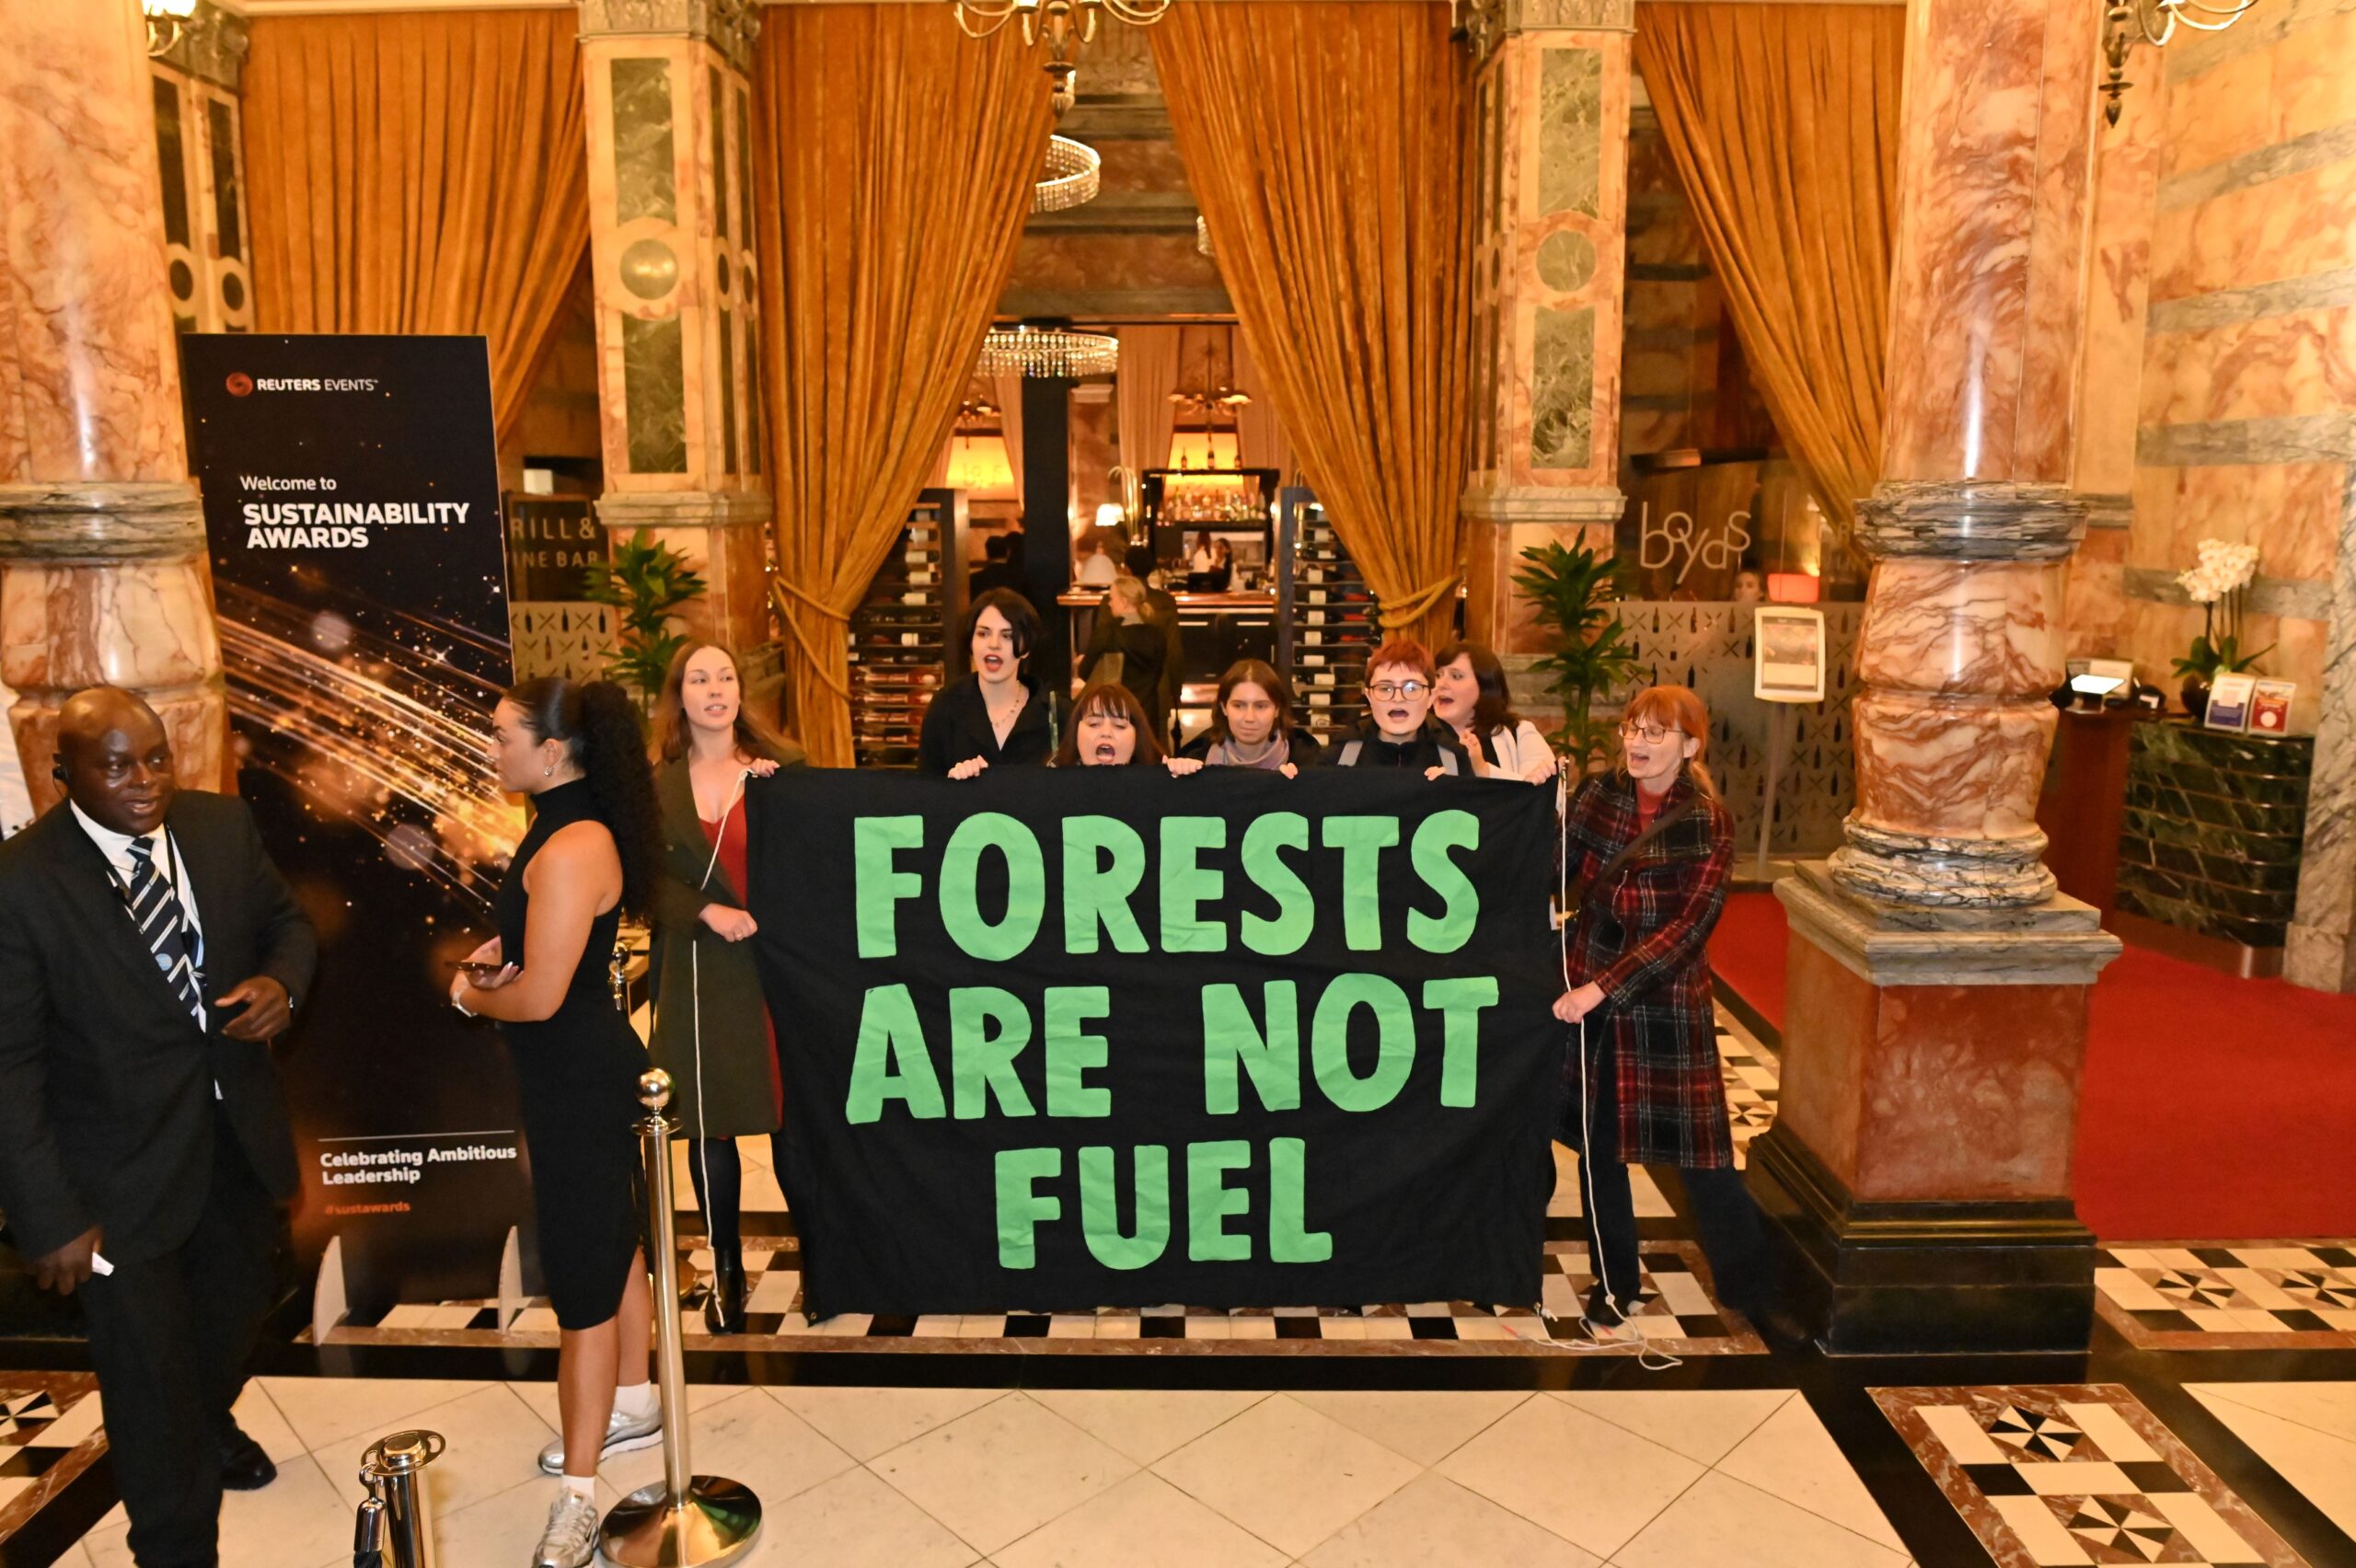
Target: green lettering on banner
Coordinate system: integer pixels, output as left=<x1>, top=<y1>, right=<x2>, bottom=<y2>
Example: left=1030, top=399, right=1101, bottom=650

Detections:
left=1408, top=811, right=1482, bottom=954
left=1320, top=816, right=1401, bottom=950
left=1311, top=974, right=1415, bottom=1112
left=852, top=816, right=924, bottom=959
left=844, top=984, right=944, bottom=1124
left=941, top=813, right=1045, bottom=961
left=1061, top=816, right=1149, bottom=954
left=1159, top=816, right=1229, bottom=951
left=1268, top=1137, right=1333, bottom=1262
left=1238, top=813, right=1313, bottom=955
left=995, top=1147, right=1062, bottom=1269
left=1424, top=975, right=1500, bottom=1108
left=1186, top=1140, right=1253, bottom=1261
left=1200, top=981, right=1301, bottom=1114
left=949, top=986, right=1034, bottom=1119
left=1044, top=986, right=1114, bottom=1117
left=1078, top=1145, right=1171, bottom=1269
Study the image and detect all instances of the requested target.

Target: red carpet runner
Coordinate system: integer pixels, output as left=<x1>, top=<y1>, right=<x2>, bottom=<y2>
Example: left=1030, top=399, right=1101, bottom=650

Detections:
left=1709, top=890, right=2356, bottom=1242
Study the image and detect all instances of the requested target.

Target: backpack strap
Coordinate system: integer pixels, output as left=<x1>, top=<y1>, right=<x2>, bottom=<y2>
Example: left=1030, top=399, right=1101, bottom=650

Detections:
left=1338, top=739, right=1363, bottom=767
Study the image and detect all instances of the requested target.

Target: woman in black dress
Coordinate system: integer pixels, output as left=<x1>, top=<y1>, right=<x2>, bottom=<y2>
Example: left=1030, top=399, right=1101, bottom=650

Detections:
left=917, top=587, right=1068, bottom=778
left=453, top=676, right=662, bottom=1568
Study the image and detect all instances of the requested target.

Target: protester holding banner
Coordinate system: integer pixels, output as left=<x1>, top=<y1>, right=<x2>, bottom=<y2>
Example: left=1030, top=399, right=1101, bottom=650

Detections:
left=453, top=677, right=662, bottom=1568
left=648, top=644, right=803, bottom=1335
left=918, top=588, right=1069, bottom=778
left=1048, top=681, right=1205, bottom=772
left=1435, top=640, right=1558, bottom=783
left=1551, top=685, right=1774, bottom=1342
left=1179, top=659, right=1322, bottom=773
left=1327, top=640, right=1470, bottom=776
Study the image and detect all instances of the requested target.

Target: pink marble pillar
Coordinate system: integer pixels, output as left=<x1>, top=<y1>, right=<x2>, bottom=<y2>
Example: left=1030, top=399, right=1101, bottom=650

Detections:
left=0, top=0, right=229, bottom=810
left=1461, top=0, right=1633, bottom=656
left=1828, top=0, right=2104, bottom=907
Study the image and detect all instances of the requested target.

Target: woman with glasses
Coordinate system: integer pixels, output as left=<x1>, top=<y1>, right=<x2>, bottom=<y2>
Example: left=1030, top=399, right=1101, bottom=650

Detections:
left=1327, top=639, right=1468, bottom=775
left=1434, top=640, right=1556, bottom=782
left=1549, top=685, right=1777, bottom=1342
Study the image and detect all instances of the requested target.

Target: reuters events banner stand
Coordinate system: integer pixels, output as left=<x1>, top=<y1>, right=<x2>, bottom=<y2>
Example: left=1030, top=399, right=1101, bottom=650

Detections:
left=182, top=335, right=535, bottom=1317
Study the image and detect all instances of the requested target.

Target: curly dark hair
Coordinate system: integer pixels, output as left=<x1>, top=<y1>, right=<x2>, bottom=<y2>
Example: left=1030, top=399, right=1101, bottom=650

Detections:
left=506, top=676, right=663, bottom=919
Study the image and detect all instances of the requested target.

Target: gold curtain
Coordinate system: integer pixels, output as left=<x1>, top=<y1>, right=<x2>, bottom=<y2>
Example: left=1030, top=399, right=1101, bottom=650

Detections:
left=1153, top=4, right=1472, bottom=649
left=753, top=7, right=1048, bottom=766
left=242, top=10, right=589, bottom=442
left=1633, top=3, right=1903, bottom=540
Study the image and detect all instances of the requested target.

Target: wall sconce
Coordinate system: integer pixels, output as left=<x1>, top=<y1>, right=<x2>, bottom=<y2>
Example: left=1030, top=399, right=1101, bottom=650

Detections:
left=2101, top=0, right=2260, bottom=127
left=144, top=0, right=201, bottom=57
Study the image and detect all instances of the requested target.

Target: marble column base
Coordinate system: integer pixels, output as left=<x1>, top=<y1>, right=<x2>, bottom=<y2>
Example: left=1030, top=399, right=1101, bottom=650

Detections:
left=0, top=480, right=230, bottom=808
left=595, top=488, right=776, bottom=667
left=1829, top=816, right=2059, bottom=907
left=1460, top=487, right=1620, bottom=655
left=1750, top=866, right=2119, bottom=1352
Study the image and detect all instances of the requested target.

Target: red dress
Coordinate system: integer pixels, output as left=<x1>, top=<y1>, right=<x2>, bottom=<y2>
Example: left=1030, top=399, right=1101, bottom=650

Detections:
left=700, top=808, right=782, bottom=1117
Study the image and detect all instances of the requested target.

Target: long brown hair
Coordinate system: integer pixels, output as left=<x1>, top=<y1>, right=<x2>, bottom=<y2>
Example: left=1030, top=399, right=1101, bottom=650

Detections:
left=1205, top=659, right=1299, bottom=746
left=1434, top=640, right=1523, bottom=736
left=652, top=642, right=791, bottom=765
left=1617, top=684, right=1720, bottom=802
left=1052, top=681, right=1165, bottom=767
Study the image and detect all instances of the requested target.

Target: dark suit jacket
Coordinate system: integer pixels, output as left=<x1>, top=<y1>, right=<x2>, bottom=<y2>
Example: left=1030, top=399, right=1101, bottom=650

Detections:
left=0, top=790, right=317, bottom=1262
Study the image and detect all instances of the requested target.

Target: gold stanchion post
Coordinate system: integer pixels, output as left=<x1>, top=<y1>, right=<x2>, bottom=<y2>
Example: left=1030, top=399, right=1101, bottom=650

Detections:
left=599, top=1068, right=763, bottom=1566
left=354, top=1429, right=444, bottom=1568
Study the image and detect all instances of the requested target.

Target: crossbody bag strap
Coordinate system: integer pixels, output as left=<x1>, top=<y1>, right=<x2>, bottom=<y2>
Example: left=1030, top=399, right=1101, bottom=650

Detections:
left=1567, top=799, right=1697, bottom=915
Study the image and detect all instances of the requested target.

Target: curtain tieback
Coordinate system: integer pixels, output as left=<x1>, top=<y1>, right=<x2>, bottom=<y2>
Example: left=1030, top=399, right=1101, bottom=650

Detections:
left=1377, top=572, right=1461, bottom=630
left=768, top=580, right=853, bottom=700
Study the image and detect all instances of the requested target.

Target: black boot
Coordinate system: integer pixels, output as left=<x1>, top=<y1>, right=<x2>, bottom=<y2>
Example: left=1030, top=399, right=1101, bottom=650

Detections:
left=706, top=1243, right=746, bottom=1335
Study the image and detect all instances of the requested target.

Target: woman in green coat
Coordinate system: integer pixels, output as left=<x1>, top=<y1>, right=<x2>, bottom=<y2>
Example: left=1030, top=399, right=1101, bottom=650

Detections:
left=649, top=642, right=804, bottom=1332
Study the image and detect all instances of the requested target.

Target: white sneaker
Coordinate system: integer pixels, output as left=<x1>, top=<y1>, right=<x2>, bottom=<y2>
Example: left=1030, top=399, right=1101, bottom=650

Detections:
left=532, top=1489, right=601, bottom=1568
left=537, top=1403, right=664, bottom=1475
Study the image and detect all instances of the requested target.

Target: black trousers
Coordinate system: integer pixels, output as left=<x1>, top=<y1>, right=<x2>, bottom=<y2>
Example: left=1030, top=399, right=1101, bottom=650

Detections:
left=683, top=1133, right=791, bottom=1251
left=1561, top=1024, right=1771, bottom=1320
left=76, top=1112, right=280, bottom=1568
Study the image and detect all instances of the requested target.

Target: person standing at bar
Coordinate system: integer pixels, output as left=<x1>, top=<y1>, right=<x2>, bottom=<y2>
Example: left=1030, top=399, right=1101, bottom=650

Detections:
left=1551, top=685, right=1773, bottom=1340
left=0, top=686, right=315, bottom=1564
left=453, top=677, right=661, bottom=1568
left=646, top=644, right=801, bottom=1337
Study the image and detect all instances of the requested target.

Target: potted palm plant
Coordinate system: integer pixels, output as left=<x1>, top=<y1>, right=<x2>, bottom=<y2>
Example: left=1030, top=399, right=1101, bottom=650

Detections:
left=1511, top=539, right=1641, bottom=774
left=581, top=528, right=708, bottom=709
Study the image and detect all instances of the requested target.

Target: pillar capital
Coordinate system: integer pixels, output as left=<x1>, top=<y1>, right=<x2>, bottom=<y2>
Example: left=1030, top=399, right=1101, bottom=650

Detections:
left=578, top=0, right=760, bottom=73
left=1459, top=0, right=1634, bottom=62
left=152, top=1, right=249, bottom=94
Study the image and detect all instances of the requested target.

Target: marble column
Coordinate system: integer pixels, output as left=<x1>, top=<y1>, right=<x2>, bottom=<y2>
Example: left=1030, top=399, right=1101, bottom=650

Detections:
left=0, top=1, right=230, bottom=813
left=150, top=0, right=254, bottom=335
left=1748, top=0, right=2126, bottom=1355
left=1460, top=0, right=1631, bottom=656
left=578, top=0, right=777, bottom=696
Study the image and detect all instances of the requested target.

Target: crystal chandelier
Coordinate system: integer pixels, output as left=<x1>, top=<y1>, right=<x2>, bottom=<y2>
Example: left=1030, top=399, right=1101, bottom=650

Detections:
left=2101, top=0, right=2259, bottom=125
left=952, top=0, right=1176, bottom=120
left=1035, top=136, right=1102, bottom=213
left=981, top=326, right=1120, bottom=379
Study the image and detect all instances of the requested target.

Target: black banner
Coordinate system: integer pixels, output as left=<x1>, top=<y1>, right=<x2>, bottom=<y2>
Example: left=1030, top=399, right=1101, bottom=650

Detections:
left=183, top=334, right=529, bottom=1312
left=748, top=767, right=1564, bottom=1316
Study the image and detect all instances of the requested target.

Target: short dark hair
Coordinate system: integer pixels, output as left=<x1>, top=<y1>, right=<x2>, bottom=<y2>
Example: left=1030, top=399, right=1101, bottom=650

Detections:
left=1123, top=544, right=1157, bottom=578
left=959, top=587, right=1041, bottom=672
left=984, top=533, right=1011, bottom=561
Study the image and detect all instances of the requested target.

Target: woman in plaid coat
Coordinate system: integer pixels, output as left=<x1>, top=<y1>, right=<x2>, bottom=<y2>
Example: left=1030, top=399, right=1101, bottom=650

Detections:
left=1553, top=684, right=1772, bottom=1335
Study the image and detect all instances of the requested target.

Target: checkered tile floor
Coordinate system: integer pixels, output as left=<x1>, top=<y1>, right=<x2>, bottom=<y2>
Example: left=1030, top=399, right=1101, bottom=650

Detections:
left=0, top=1377, right=105, bottom=1549
left=2096, top=1244, right=2356, bottom=1350
left=1876, top=1383, right=2302, bottom=1566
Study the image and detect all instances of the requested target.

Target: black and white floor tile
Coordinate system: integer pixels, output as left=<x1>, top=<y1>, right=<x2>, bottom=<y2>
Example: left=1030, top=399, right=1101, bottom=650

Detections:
left=2096, top=1246, right=2356, bottom=1350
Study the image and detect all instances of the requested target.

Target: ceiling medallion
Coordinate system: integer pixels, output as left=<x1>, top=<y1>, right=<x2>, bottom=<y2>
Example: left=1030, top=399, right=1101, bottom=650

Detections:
left=1035, top=136, right=1103, bottom=213
left=952, top=0, right=1175, bottom=120
left=981, top=326, right=1121, bottom=379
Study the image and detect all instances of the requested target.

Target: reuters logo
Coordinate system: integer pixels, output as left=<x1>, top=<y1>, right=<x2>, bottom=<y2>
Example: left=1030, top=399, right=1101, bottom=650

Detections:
left=225, top=373, right=254, bottom=397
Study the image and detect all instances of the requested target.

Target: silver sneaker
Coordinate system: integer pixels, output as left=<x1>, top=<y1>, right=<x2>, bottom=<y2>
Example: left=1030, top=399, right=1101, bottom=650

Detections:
left=537, top=1403, right=664, bottom=1475
left=532, top=1489, right=601, bottom=1568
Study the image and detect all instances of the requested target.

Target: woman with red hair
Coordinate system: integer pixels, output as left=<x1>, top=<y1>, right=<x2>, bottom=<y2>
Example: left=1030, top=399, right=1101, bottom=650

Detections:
left=1552, top=684, right=1775, bottom=1341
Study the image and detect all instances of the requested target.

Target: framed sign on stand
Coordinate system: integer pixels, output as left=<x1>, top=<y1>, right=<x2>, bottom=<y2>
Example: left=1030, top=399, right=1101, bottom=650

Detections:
left=1751, top=606, right=1827, bottom=877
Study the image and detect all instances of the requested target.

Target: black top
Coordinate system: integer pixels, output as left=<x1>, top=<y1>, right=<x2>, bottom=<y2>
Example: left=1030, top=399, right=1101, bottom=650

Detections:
left=917, top=674, right=1067, bottom=777
left=0, top=792, right=316, bottom=1260
left=1326, top=720, right=1469, bottom=773
left=497, top=779, right=624, bottom=1016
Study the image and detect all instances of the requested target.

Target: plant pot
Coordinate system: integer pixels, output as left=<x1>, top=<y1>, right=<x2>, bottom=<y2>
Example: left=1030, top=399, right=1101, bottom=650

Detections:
left=2179, top=674, right=2212, bottom=722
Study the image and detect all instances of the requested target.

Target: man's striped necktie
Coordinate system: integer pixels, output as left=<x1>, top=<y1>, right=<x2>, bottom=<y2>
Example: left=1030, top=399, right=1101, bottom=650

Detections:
left=125, top=837, right=203, bottom=1026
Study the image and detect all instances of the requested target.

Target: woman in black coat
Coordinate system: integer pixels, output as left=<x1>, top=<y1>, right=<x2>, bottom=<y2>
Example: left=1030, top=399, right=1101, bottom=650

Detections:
left=917, top=588, right=1068, bottom=778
